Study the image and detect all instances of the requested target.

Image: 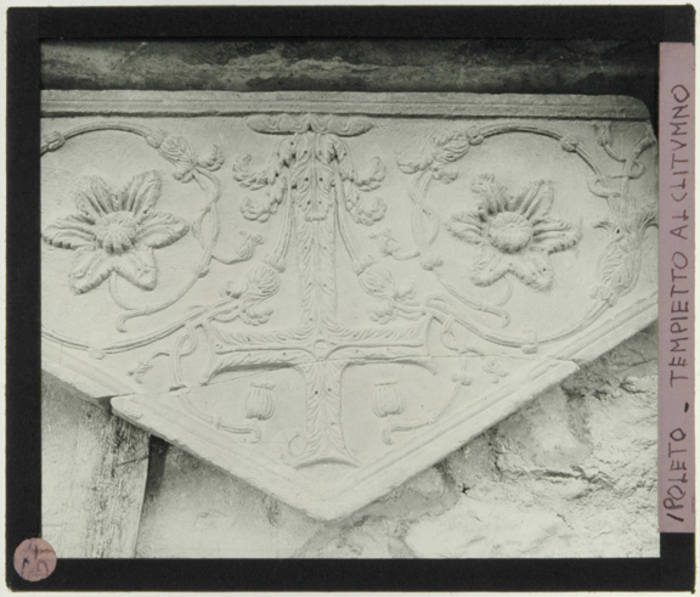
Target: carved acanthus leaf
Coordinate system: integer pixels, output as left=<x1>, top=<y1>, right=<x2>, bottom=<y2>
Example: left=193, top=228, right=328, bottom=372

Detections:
left=238, top=266, right=281, bottom=326
left=247, top=113, right=374, bottom=137
left=233, top=120, right=386, bottom=227
left=148, top=132, right=224, bottom=182
left=398, top=128, right=471, bottom=182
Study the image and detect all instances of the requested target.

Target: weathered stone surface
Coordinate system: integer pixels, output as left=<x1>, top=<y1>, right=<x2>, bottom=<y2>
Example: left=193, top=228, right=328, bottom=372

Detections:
left=42, top=373, right=150, bottom=557
left=41, top=90, right=657, bottom=520
left=41, top=40, right=657, bottom=115
left=406, top=324, right=658, bottom=558
left=134, top=445, right=322, bottom=558
left=407, top=498, right=573, bottom=558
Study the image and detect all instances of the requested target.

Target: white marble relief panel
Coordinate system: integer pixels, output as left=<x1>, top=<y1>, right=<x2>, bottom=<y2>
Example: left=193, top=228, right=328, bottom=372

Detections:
left=41, top=92, right=658, bottom=520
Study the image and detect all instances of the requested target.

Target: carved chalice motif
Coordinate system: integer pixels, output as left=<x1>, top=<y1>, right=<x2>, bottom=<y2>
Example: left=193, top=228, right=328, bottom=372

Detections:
left=42, top=171, right=189, bottom=294
left=447, top=174, right=580, bottom=291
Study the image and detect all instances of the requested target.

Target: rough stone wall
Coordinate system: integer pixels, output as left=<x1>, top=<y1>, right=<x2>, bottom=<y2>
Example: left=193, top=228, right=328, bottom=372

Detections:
left=41, top=40, right=659, bottom=558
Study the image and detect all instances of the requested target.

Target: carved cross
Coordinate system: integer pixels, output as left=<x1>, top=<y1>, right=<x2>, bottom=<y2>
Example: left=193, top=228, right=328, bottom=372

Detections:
left=211, top=115, right=433, bottom=467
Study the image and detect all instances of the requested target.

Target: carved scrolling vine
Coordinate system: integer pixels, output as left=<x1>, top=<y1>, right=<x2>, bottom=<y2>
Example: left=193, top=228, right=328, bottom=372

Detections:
left=390, top=121, right=657, bottom=352
left=41, top=114, right=657, bottom=464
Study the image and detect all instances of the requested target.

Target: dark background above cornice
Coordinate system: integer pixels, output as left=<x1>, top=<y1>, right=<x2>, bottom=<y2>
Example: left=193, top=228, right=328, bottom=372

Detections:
left=41, top=39, right=660, bottom=128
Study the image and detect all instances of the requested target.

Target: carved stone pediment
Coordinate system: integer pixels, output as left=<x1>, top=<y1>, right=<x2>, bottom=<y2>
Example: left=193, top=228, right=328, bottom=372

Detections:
left=41, top=91, right=657, bottom=520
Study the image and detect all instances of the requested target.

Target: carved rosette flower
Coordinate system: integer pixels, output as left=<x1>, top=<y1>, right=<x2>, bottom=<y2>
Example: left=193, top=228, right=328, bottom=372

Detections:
left=448, top=174, right=580, bottom=291
left=42, top=171, right=189, bottom=294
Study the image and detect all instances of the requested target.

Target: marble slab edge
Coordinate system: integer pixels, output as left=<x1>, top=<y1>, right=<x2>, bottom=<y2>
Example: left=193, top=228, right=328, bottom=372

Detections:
left=42, top=89, right=659, bottom=521
left=112, top=358, right=577, bottom=521
left=42, top=90, right=650, bottom=120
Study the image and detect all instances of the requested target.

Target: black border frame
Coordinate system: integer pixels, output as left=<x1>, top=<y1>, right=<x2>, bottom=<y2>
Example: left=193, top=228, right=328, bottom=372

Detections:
left=6, top=5, right=695, bottom=591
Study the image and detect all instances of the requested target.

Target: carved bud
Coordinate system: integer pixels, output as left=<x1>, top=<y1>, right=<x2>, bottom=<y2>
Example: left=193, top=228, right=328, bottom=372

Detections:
left=451, top=371, right=473, bottom=386
left=591, top=284, right=618, bottom=307
left=128, top=359, right=154, bottom=384
left=372, top=380, right=405, bottom=418
left=43, top=131, right=65, bottom=152
left=198, top=145, right=224, bottom=171
left=145, top=129, right=166, bottom=149
left=593, top=123, right=612, bottom=147
left=467, top=126, right=484, bottom=146
left=245, top=382, right=276, bottom=421
left=483, top=357, right=508, bottom=384
left=419, top=253, right=444, bottom=271
left=158, top=135, right=196, bottom=165
left=560, top=134, right=579, bottom=152
left=354, top=195, right=387, bottom=226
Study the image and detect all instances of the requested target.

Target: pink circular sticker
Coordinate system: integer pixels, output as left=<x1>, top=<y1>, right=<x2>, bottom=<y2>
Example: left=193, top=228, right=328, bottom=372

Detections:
left=13, top=538, right=57, bottom=582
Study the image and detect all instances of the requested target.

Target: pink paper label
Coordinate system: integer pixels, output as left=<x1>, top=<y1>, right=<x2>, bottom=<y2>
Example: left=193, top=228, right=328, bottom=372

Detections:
left=658, top=42, right=695, bottom=533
